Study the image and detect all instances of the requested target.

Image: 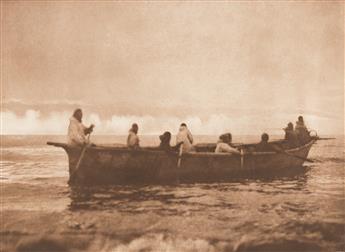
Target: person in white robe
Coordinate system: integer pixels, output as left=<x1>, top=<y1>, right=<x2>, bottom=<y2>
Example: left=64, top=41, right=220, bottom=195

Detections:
left=176, top=123, right=194, bottom=153
left=127, top=123, right=140, bottom=149
left=67, top=109, right=94, bottom=146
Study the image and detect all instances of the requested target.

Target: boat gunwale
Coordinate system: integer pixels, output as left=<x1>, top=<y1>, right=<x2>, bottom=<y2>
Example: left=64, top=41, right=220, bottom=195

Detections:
left=47, top=139, right=316, bottom=157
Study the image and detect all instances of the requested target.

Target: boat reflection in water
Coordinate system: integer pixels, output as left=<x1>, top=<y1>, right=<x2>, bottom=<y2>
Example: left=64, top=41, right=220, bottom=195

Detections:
left=68, top=169, right=310, bottom=213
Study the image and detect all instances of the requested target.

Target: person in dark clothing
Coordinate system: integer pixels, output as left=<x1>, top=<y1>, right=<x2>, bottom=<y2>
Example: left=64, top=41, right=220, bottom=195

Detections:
left=256, top=133, right=272, bottom=152
left=159, top=131, right=183, bottom=152
left=295, top=116, right=311, bottom=144
left=284, top=122, right=300, bottom=148
left=255, top=133, right=282, bottom=152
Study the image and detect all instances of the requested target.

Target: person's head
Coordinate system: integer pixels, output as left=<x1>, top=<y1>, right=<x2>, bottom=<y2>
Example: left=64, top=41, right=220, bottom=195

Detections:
left=159, top=131, right=171, bottom=144
left=180, top=123, right=187, bottom=127
left=227, top=133, right=232, bottom=143
left=298, top=116, right=304, bottom=123
left=261, top=133, right=269, bottom=142
left=285, top=122, right=293, bottom=131
left=220, top=133, right=232, bottom=144
left=131, top=123, right=138, bottom=134
left=73, top=109, right=82, bottom=122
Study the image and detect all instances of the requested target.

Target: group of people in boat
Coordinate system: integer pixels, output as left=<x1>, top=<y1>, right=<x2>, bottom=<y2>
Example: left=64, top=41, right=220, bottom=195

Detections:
left=283, top=116, right=311, bottom=147
left=126, top=122, right=194, bottom=152
left=67, top=109, right=311, bottom=154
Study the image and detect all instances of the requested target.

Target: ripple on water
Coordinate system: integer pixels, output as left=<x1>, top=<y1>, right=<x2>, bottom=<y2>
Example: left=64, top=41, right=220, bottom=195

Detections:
left=1, top=135, right=344, bottom=252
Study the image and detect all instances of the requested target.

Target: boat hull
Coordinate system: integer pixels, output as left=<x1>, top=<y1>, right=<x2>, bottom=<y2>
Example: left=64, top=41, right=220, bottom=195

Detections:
left=48, top=140, right=316, bottom=184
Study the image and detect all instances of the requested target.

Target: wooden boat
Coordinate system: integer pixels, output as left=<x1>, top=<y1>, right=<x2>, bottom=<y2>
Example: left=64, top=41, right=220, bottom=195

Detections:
left=47, top=138, right=317, bottom=185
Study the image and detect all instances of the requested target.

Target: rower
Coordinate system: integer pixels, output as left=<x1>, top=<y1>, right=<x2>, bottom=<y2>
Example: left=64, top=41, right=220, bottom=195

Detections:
left=215, top=133, right=240, bottom=154
left=176, top=123, right=194, bottom=153
left=159, top=131, right=183, bottom=152
left=295, top=116, right=311, bottom=144
left=67, top=108, right=94, bottom=146
left=284, top=122, right=300, bottom=148
left=127, top=123, right=140, bottom=149
left=255, top=133, right=282, bottom=152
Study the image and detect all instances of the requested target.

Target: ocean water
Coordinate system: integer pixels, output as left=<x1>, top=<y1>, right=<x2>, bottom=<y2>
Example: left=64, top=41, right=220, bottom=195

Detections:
left=0, top=135, right=344, bottom=252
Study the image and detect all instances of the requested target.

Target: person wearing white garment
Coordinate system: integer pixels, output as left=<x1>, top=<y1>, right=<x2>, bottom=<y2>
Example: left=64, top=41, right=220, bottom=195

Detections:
left=215, top=133, right=240, bottom=154
left=176, top=123, right=194, bottom=153
left=67, top=109, right=94, bottom=146
left=127, top=123, right=140, bottom=149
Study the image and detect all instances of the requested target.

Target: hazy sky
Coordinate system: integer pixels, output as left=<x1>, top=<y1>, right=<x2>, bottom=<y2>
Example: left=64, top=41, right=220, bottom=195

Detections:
left=1, top=1, right=344, bottom=135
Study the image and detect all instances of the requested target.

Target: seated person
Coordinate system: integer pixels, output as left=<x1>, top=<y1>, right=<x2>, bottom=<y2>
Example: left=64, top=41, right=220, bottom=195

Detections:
left=256, top=133, right=282, bottom=152
left=176, top=123, right=194, bottom=152
left=284, top=122, right=300, bottom=148
left=127, top=123, right=140, bottom=149
left=67, top=108, right=94, bottom=146
left=215, top=133, right=240, bottom=154
left=159, top=131, right=183, bottom=152
left=295, top=116, right=311, bottom=144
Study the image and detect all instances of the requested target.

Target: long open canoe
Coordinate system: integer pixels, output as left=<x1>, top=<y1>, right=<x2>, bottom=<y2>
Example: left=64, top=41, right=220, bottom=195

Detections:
left=47, top=139, right=317, bottom=185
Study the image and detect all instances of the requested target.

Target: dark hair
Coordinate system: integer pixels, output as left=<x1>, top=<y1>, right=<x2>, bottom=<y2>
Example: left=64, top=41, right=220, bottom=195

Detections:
left=180, top=123, right=187, bottom=127
left=261, top=133, right=269, bottom=142
left=159, top=131, right=171, bottom=142
left=287, top=122, right=293, bottom=130
left=220, top=133, right=232, bottom=143
left=73, top=108, right=82, bottom=117
left=130, top=123, right=139, bottom=134
left=298, top=116, right=304, bottom=122
left=227, top=133, right=232, bottom=142
left=72, top=108, right=82, bottom=122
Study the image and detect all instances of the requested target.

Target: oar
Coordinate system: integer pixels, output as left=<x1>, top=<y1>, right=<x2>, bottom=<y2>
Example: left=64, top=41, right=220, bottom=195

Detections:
left=177, top=143, right=183, bottom=168
left=317, top=137, right=336, bottom=140
left=71, top=133, right=91, bottom=179
left=240, top=149, right=244, bottom=168
left=282, top=151, right=315, bottom=163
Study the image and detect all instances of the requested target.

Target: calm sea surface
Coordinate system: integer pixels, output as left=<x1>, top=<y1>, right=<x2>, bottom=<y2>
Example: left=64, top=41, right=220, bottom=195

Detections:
left=1, top=135, right=344, bottom=252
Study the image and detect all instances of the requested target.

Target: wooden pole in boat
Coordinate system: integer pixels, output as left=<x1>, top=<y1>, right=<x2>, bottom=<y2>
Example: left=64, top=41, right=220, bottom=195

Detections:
left=240, top=149, right=244, bottom=168
left=316, top=137, right=336, bottom=140
left=283, top=151, right=315, bottom=163
left=177, top=143, right=183, bottom=168
left=73, top=133, right=91, bottom=176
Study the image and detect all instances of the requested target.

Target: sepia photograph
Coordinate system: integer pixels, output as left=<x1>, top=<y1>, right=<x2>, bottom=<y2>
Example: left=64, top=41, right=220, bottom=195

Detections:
left=1, top=1, right=344, bottom=251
